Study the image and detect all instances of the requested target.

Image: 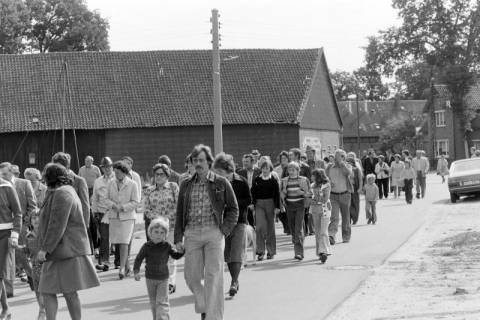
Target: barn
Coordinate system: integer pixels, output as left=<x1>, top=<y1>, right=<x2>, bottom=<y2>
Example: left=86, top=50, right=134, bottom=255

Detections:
left=0, top=49, right=342, bottom=178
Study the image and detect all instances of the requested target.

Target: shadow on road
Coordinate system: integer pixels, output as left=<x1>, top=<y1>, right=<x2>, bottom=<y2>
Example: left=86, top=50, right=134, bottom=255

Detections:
left=64, top=294, right=150, bottom=314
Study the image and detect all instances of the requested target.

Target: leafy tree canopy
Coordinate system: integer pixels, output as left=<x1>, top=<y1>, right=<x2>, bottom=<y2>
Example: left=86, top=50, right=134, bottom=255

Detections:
left=0, top=0, right=109, bottom=54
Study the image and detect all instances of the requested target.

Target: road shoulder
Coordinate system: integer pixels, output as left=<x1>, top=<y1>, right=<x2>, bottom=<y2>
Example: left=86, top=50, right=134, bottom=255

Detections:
left=327, top=195, right=480, bottom=320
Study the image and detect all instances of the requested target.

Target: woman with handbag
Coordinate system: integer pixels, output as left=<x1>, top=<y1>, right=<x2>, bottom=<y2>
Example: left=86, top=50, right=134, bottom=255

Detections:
left=37, top=163, right=100, bottom=320
left=106, top=161, right=140, bottom=280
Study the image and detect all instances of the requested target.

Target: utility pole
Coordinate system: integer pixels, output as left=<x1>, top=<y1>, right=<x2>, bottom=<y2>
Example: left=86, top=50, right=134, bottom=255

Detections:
left=211, top=8, right=223, bottom=154
left=356, top=93, right=360, bottom=158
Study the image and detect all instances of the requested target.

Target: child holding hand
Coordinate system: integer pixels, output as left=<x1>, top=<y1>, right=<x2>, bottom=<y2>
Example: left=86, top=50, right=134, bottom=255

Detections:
left=134, top=217, right=184, bottom=320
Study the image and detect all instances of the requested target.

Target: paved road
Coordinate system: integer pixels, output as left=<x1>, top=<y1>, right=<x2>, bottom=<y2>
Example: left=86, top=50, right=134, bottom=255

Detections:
left=9, top=174, right=446, bottom=320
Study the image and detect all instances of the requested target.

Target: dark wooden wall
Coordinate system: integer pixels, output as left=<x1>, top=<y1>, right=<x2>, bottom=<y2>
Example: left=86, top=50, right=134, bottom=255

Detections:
left=105, top=124, right=299, bottom=178
left=0, top=129, right=105, bottom=176
left=0, top=124, right=299, bottom=180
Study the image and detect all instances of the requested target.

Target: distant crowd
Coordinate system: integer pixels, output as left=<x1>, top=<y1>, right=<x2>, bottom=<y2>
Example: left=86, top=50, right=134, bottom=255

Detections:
left=0, top=144, right=447, bottom=320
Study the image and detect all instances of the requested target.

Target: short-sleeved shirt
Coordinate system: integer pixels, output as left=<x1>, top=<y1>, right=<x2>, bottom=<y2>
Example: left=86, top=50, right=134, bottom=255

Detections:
left=78, top=165, right=101, bottom=189
left=187, top=172, right=216, bottom=229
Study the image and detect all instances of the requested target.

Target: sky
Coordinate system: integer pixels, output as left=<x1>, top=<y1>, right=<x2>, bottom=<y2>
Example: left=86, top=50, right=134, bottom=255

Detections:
left=85, top=0, right=400, bottom=72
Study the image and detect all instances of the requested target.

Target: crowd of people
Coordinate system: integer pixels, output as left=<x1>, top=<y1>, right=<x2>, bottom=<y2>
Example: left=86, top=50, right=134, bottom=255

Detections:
left=0, top=144, right=441, bottom=320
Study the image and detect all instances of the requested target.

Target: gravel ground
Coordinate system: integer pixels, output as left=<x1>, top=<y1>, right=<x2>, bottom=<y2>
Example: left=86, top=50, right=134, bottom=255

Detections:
left=327, top=193, right=480, bottom=320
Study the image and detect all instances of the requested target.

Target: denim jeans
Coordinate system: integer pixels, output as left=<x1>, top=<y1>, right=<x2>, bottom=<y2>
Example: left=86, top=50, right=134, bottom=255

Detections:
left=349, top=192, right=360, bottom=224
left=311, top=205, right=331, bottom=256
left=365, top=200, right=377, bottom=223
left=184, top=226, right=225, bottom=320
left=328, top=192, right=351, bottom=241
left=286, top=200, right=305, bottom=257
left=255, top=199, right=276, bottom=255
left=404, top=179, right=413, bottom=203
left=416, top=172, right=426, bottom=198
left=95, top=212, right=110, bottom=264
left=146, top=278, right=170, bottom=320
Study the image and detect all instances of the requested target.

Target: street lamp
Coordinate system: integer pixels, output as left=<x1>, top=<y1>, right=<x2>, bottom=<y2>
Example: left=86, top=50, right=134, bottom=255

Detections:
left=348, top=93, right=361, bottom=158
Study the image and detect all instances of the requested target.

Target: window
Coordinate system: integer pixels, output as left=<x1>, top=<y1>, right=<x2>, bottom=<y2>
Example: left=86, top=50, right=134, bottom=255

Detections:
left=435, top=139, right=449, bottom=158
left=473, top=140, right=480, bottom=150
left=435, top=110, right=446, bottom=127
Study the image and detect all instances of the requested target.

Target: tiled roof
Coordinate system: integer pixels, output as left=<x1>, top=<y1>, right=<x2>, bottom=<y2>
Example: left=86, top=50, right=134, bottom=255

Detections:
left=338, top=100, right=427, bottom=137
left=0, top=49, right=322, bottom=133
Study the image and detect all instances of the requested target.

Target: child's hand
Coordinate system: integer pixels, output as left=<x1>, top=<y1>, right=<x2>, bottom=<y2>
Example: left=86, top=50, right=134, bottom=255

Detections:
left=134, top=273, right=141, bottom=281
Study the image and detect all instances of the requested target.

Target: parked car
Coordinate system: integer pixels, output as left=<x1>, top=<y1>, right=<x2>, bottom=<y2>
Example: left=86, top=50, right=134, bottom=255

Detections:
left=448, top=158, right=480, bottom=203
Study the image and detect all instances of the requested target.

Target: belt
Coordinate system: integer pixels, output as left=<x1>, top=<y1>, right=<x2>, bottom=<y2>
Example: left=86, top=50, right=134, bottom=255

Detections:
left=0, top=222, right=13, bottom=230
left=330, top=191, right=349, bottom=195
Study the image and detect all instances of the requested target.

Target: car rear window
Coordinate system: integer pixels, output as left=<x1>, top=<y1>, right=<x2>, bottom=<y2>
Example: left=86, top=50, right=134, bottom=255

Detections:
left=452, top=159, right=480, bottom=172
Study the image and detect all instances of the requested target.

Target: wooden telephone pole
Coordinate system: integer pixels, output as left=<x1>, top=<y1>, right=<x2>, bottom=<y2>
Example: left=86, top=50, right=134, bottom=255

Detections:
left=211, top=9, right=223, bottom=154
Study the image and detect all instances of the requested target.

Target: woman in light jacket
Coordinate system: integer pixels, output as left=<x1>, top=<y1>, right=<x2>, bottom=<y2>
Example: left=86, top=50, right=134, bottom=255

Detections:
left=37, top=163, right=99, bottom=320
left=106, top=161, right=140, bottom=279
left=390, top=154, right=405, bottom=198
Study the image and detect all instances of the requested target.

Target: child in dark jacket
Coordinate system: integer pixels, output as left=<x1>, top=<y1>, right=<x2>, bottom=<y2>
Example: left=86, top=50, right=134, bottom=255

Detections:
left=134, top=217, right=184, bottom=320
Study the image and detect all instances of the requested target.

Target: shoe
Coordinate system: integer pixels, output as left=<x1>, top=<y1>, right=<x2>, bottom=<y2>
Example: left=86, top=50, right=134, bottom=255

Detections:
left=343, top=239, right=350, bottom=243
left=372, top=221, right=376, bottom=225
left=119, top=269, right=125, bottom=280
left=201, top=313, right=206, bottom=320
left=294, top=255, right=303, bottom=261
left=37, top=310, right=46, bottom=320
left=96, top=264, right=105, bottom=271
left=125, top=268, right=131, bottom=277
left=367, top=219, right=372, bottom=225
left=229, top=281, right=239, bottom=297
left=416, top=193, right=420, bottom=199
left=6, top=293, right=13, bottom=299
left=329, top=236, right=335, bottom=245
left=28, top=275, right=34, bottom=291
left=256, top=253, right=265, bottom=261
left=169, top=284, right=176, bottom=294
left=319, top=253, right=328, bottom=264
left=0, top=310, right=11, bottom=320
left=266, top=253, right=274, bottom=260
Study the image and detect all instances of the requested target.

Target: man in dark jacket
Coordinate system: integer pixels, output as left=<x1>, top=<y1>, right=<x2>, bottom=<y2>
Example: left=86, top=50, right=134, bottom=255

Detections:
left=237, top=154, right=261, bottom=227
left=362, top=151, right=378, bottom=178
left=174, top=144, right=238, bottom=320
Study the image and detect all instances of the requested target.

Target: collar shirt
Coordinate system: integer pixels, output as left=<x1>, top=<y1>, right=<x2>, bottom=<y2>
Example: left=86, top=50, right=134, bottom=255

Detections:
left=375, top=162, right=390, bottom=179
left=78, top=165, right=101, bottom=189
left=187, top=171, right=216, bottom=229
left=329, top=164, right=349, bottom=193
left=143, top=182, right=179, bottom=229
left=92, top=172, right=116, bottom=213
left=412, top=157, right=430, bottom=173
left=247, top=169, right=254, bottom=189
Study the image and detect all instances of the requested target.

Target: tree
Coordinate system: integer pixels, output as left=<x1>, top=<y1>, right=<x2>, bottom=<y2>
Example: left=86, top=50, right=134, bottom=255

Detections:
left=330, top=37, right=389, bottom=102
left=355, top=37, right=389, bottom=101
left=330, top=70, right=360, bottom=101
left=372, top=0, right=480, bottom=152
left=379, top=113, right=425, bottom=153
left=26, top=0, right=109, bottom=52
left=0, top=0, right=30, bottom=54
left=391, top=62, right=432, bottom=100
